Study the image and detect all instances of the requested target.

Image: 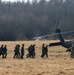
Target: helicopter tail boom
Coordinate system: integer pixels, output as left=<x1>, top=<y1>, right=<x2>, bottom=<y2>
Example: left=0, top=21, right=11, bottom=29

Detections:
left=49, top=42, right=62, bottom=46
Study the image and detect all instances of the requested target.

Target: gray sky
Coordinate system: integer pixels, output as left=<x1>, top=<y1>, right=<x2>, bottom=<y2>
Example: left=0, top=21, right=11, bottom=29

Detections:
left=2, top=0, right=42, bottom=2
left=2, top=0, right=49, bottom=2
left=2, top=0, right=33, bottom=2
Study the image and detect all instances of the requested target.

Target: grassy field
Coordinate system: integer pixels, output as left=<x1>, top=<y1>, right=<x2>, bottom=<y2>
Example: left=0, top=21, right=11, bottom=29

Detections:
left=0, top=40, right=74, bottom=75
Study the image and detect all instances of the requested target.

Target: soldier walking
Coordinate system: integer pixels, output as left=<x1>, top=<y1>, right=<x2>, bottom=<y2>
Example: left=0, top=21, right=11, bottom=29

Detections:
left=44, top=45, right=48, bottom=58
left=26, top=45, right=33, bottom=58
left=41, top=45, right=48, bottom=58
left=3, top=45, right=7, bottom=58
left=21, top=44, right=25, bottom=59
left=13, top=44, right=20, bottom=58
left=32, top=44, right=36, bottom=58
left=41, top=44, right=45, bottom=58
left=0, top=45, right=3, bottom=56
left=1, top=45, right=4, bottom=58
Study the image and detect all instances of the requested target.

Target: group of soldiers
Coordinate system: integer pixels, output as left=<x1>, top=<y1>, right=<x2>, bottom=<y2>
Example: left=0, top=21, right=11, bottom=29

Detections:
left=13, top=44, right=25, bottom=59
left=0, top=45, right=7, bottom=58
left=26, top=44, right=36, bottom=58
left=0, top=43, right=74, bottom=59
left=13, top=44, right=36, bottom=59
left=13, top=43, right=74, bottom=59
left=0, top=43, right=48, bottom=59
left=13, top=44, right=48, bottom=59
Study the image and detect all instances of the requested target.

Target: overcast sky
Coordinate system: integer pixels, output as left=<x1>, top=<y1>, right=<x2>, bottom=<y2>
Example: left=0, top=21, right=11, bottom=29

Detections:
left=2, top=0, right=49, bottom=2
left=2, top=0, right=33, bottom=2
left=2, top=0, right=42, bottom=2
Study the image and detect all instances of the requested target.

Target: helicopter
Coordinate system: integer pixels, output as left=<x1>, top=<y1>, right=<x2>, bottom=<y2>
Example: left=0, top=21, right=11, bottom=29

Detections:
left=33, top=20, right=74, bottom=52
left=33, top=28, right=74, bottom=52
left=49, top=28, right=74, bottom=52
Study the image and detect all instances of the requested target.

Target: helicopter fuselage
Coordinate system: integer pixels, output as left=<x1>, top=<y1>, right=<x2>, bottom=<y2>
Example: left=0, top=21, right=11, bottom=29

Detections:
left=49, top=28, right=74, bottom=51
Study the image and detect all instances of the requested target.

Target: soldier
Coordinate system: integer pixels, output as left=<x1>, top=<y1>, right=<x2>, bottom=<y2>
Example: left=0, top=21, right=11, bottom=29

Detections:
left=41, top=45, right=48, bottom=58
left=26, top=45, right=30, bottom=58
left=21, top=44, right=25, bottom=59
left=32, top=44, right=36, bottom=58
left=13, top=44, right=20, bottom=58
left=71, top=44, right=74, bottom=58
left=17, top=44, right=20, bottom=58
left=13, top=45, right=17, bottom=58
left=3, top=45, right=7, bottom=58
left=44, top=45, right=48, bottom=58
left=0, top=45, right=3, bottom=56
left=28, top=45, right=33, bottom=58
left=26, top=45, right=33, bottom=58
left=0, top=45, right=4, bottom=58
left=41, top=44, right=45, bottom=58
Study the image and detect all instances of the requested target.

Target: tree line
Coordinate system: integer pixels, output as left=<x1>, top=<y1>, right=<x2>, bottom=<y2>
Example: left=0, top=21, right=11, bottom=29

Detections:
left=0, top=0, right=74, bottom=41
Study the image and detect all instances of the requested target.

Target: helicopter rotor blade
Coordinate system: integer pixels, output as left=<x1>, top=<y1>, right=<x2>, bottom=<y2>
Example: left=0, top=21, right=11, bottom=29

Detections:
left=33, top=30, right=74, bottom=39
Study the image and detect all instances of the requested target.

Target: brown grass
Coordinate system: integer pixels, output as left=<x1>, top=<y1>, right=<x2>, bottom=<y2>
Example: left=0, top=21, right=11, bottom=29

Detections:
left=0, top=40, right=74, bottom=75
